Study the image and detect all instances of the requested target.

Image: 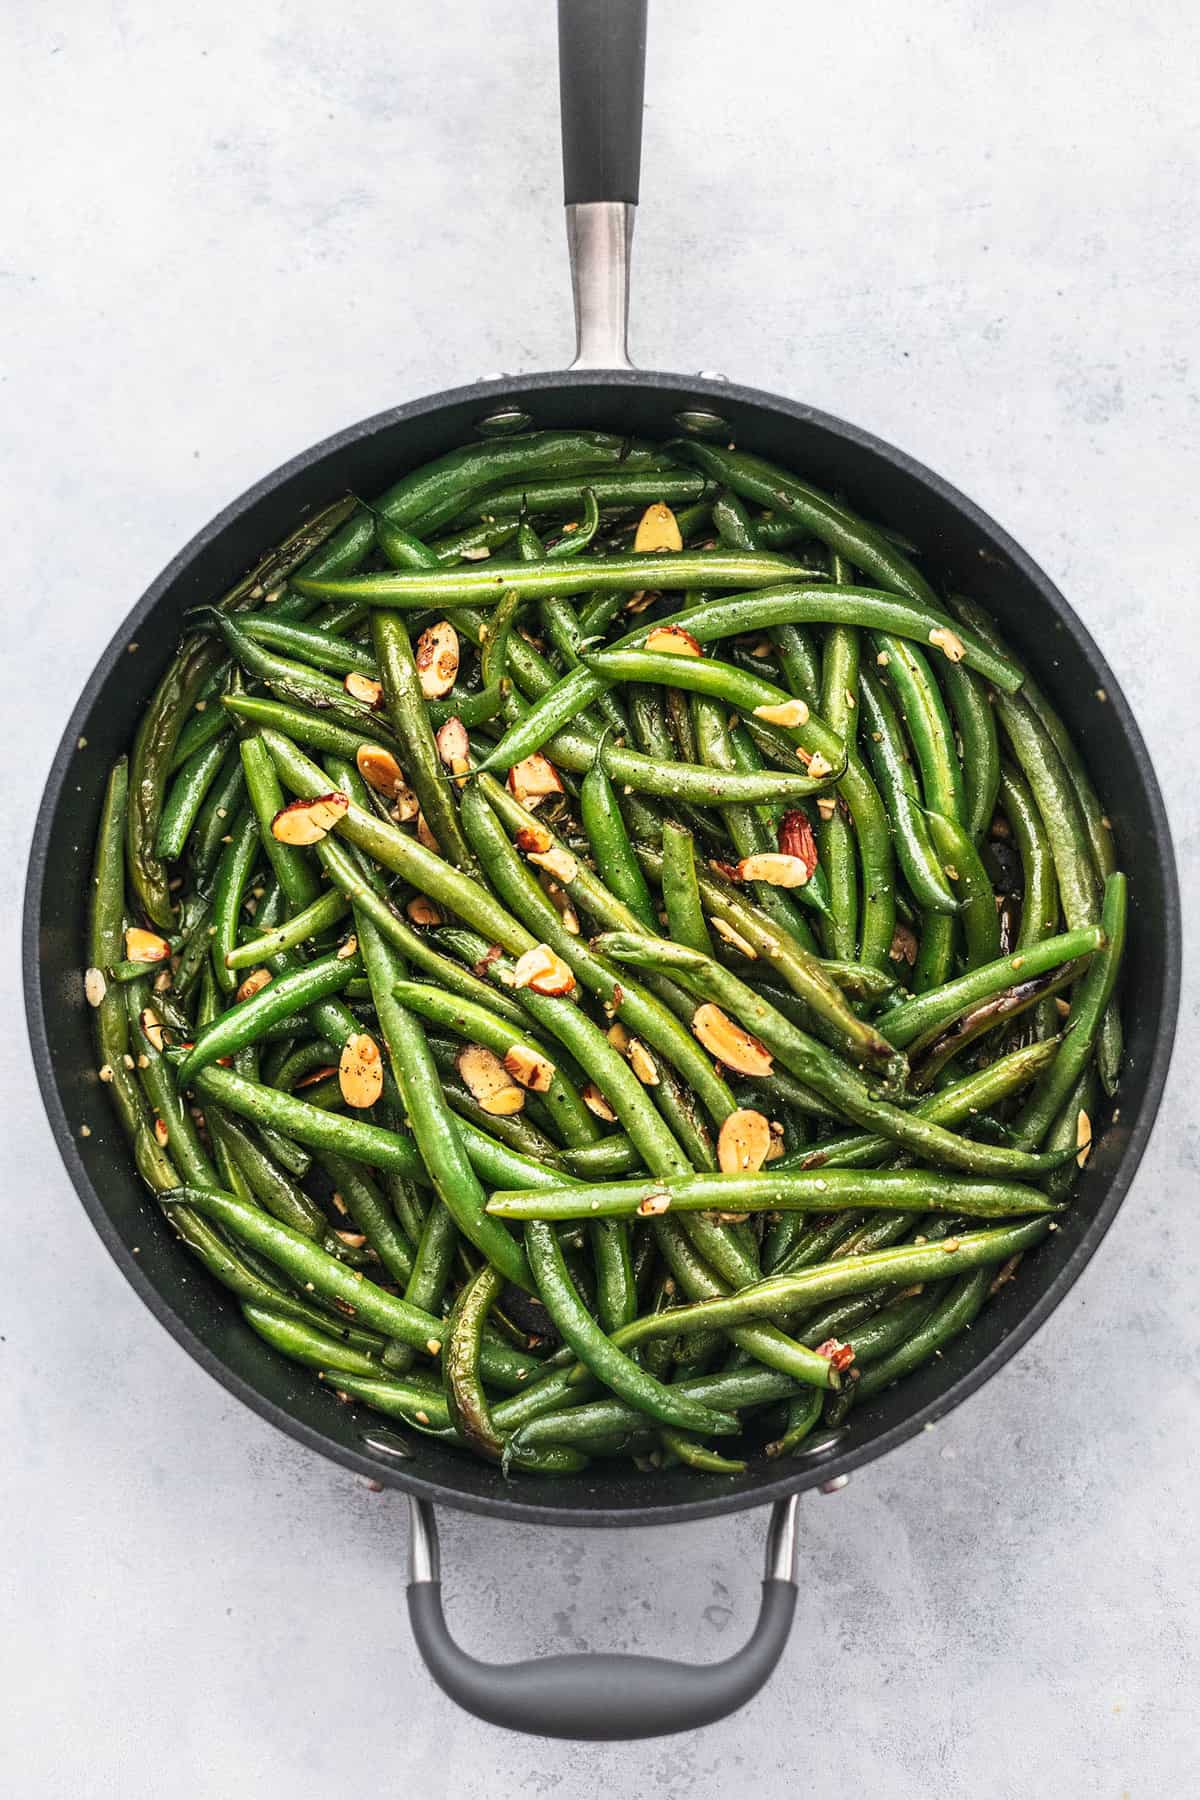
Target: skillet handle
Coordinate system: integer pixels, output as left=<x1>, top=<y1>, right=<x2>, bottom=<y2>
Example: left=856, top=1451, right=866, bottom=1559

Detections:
left=558, top=0, right=648, bottom=369
left=406, top=1494, right=798, bottom=1740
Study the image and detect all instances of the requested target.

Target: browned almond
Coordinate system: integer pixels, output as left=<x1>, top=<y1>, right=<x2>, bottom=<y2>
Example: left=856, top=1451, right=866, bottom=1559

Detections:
left=777, top=810, right=819, bottom=877
left=153, top=966, right=173, bottom=993
left=804, top=751, right=835, bottom=780
left=415, top=813, right=441, bottom=854
left=343, top=671, right=384, bottom=709
left=1075, top=1108, right=1093, bottom=1167
left=415, top=621, right=460, bottom=700
left=528, top=845, right=578, bottom=884
left=717, top=1108, right=772, bottom=1174
left=457, top=1042, right=526, bottom=1115
left=637, top=1188, right=672, bottom=1216
left=582, top=1083, right=617, bottom=1123
left=928, top=625, right=966, bottom=663
left=511, top=944, right=576, bottom=996
left=125, top=927, right=170, bottom=964
left=606, top=1021, right=631, bottom=1053
left=644, top=625, right=702, bottom=657
left=816, top=794, right=837, bottom=821
left=624, top=588, right=657, bottom=614
left=84, top=966, right=107, bottom=1008
left=506, top=752, right=564, bottom=809
left=336, top=935, right=358, bottom=960
left=889, top=921, right=919, bottom=966
left=435, top=715, right=471, bottom=777
left=515, top=821, right=553, bottom=854
left=234, top=968, right=272, bottom=1004
left=339, top=1033, right=384, bottom=1108
left=691, top=1003, right=773, bottom=1077
left=356, top=744, right=404, bottom=796
left=537, top=873, right=581, bottom=934
left=711, top=916, right=758, bottom=958
left=296, top=1064, right=339, bottom=1089
left=633, top=503, right=683, bottom=553
left=627, top=1038, right=660, bottom=1086
left=753, top=696, right=810, bottom=728
left=139, top=1008, right=168, bottom=1053
left=271, top=792, right=349, bottom=845
left=766, top=1120, right=786, bottom=1162
left=406, top=895, right=443, bottom=927
left=392, top=783, right=420, bottom=822
left=333, top=1230, right=367, bottom=1249
left=735, top=852, right=811, bottom=888
left=154, top=1117, right=170, bottom=1148
left=502, top=1044, right=556, bottom=1092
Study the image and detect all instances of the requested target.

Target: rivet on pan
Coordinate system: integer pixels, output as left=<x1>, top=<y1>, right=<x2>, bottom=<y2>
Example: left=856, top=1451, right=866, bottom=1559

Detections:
left=697, top=370, right=728, bottom=382
left=673, top=408, right=730, bottom=438
left=820, top=1474, right=850, bottom=1495
left=477, top=407, right=533, bottom=437
left=795, top=1429, right=847, bottom=1459
left=361, top=1428, right=413, bottom=1460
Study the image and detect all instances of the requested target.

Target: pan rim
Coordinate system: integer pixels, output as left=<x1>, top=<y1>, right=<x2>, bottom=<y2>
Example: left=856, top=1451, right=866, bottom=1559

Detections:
left=24, top=369, right=1181, bottom=1527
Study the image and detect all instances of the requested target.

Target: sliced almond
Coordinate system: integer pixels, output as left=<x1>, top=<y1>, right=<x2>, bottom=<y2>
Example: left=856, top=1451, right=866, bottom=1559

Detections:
left=139, top=1008, right=168, bottom=1054
left=507, top=752, right=564, bottom=810
left=356, top=744, right=405, bottom=797
left=766, top=1120, right=786, bottom=1162
left=154, top=1117, right=170, bottom=1148
left=778, top=809, right=819, bottom=878
left=1075, top=1108, right=1093, bottom=1168
left=711, top=916, right=758, bottom=959
left=391, top=783, right=420, bottom=822
left=528, top=845, right=578, bottom=885
left=803, top=751, right=835, bottom=780
left=125, top=927, right=170, bottom=964
left=736, top=852, right=811, bottom=888
left=503, top=1044, right=556, bottom=1093
left=344, top=671, right=384, bottom=709
left=538, top=875, right=581, bottom=934
left=628, top=1038, right=660, bottom=1086
left=153, top=966, right=173, bottom=993
left=406, top=895, right=443, bottom=927
left=624, top=588, right=658, bottom=614
left=582, top=1083, right=617, bottom=1123
left=84, top=966, right=108, bottom=1008
left=633, top=503, right=683, bottom=554
left=235, top=968, right=272, bottom=1004
left=717, top=1109, right=772, bottom=1175
left=691, top=1003, right=773, bottom=1077
left=271, top=792, right=349, bottom=845
left=415, top=621, right=460, bottom=700
left=511, top=944, right=576, bottom=996
left=607, top=1021, right=631, bottom=1053
left=415, top=813, right=442, bottom=854
left=435, top=716, right=471, bottom=778
left=637, top=1188, right=672, bottom=1216
left=515, top=821, right=553, bottom=855
left=928, top=625, right=967, bottom=664
left=457, top=1042, right=526, bottom=1115
left=889, top=922, right=919, bottom=966
left=339, top=1033, right=383, bottom=1108
left=753, top=697, right=810, bottom=729
left=816, top=794, right=837, bottom=821
left=336, top=935, right=358, bottom=960
left=644, top=625, right=702, bottom=657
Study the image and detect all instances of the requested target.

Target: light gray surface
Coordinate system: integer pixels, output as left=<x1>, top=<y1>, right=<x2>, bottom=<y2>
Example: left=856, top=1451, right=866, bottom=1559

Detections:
left=3, top=2, right=1197, bottom=1793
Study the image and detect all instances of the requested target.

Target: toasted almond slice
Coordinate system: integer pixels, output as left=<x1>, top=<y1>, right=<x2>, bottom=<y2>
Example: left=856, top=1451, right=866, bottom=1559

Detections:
left=748, top=636, right=773, bottom=659
left=816, top=795, right=837, bottom=821
left=804, top=751, right=834, bottom=780
left=528, top=845, right=578, bottom=884
left=333, top=1230, right=367, bottom=1249
left=125, top=927, right=170, bottom=964
left=778, top=810, right=819, bottom=877
left=503, top=1044, right=556, bottom=1093
left=736, top=852, right=811, bottom=888
left=507, top=752, right=564, bottom=809
left=691, top=1003, right=773, bottom=1077
left=415, top=621, right=460, bottom=700
left=457, top=1042, right=526, bottom=1115
left=356, top=744, right=404, bottom=796
left=435, top=716, right=471, bottom=777
left=537, top=873, right=581, bottom=934
left=271, top=791, right=349, bottom=845
left=139, top=1008, right=168, bottom=1053
left=153, top=966, right=173, bottom=993
left=717, top=1108, right=772, bottom=1175
left=391, top=783, right=420, bottom=823
left=235, top=968, right=272, bottom=1004
left=515, top=822, right=553, bottom=855
left=415, top=813, right=441, bottom=854
left=606, top=1021, right=631, bottom=1053
left=84, top=966, right=108, bottom=1008
left=628, top=1038, right=660, bottom=1086
left=644, top=625, right=702, bottom=657
left=511, top=944, right=576, bottom=996
left=1075, top=1108, right=1093, bottom=1168
left=339, top=1032, right=383, bottom=1108
left=766, top=1120, right=786, bottom=1162
left=582, top=1082, right=617, bottom=1123
left=752, top=697, right=810, bottom=729
left=889, top=922, right=919, bottom=966
left=336, top=935, right=358, bottom=960
left=624, top=588, right=657, bottom=614
left=406, top=896, right=443, bottom=927
left=637, top=1188, right=672, bottom=1216
left=98, top=1063, right=114, bottom=1083
left=154, top=1117, right=170, bottom=1148
left=344, top=671, right=384, bottom=709
left=928, top=625, right=966, bottom=663
left=634, top=503, right=683, bottom=554
left=711, top=916, right=758, bottom=959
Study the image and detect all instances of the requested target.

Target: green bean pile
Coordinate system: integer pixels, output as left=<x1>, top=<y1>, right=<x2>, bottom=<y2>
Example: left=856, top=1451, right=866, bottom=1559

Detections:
left=85, top=429, right=1126, bottom=1476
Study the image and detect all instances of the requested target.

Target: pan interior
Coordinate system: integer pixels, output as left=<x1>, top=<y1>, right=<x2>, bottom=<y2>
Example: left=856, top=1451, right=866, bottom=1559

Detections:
left=25, top=372, right=1179, bottom=1527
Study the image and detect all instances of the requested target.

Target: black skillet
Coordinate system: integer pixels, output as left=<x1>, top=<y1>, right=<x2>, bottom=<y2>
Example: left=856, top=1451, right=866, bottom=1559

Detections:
left=24, top=0, right=1180, bottom=1740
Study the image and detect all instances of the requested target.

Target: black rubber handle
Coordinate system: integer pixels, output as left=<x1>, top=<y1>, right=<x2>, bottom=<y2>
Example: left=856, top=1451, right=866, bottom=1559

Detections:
left=558, top=0, right=648, bottom=205
left=408, top=1578, right=796, bottom=1741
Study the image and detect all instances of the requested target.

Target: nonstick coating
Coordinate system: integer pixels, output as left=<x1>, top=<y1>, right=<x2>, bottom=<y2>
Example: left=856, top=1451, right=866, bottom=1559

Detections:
left=25, top=371, right=1179, bottom=1528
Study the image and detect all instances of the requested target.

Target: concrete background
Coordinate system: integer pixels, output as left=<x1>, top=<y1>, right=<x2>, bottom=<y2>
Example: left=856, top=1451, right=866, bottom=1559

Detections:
left=3, top=2, right=1197, bottom=1793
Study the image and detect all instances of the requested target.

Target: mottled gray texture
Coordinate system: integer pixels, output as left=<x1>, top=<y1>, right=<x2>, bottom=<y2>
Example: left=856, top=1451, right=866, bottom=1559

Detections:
left=3, top=2, right=1197, bottom=1793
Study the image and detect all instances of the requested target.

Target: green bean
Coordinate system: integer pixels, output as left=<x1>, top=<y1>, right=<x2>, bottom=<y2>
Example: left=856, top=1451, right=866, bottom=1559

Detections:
left=155, top=732, right=233, bottom=861
left=510, top=1366, right=801, bottom=1456
left=993, top=689, right=1100, bottom=932
left=207, top=1109, right=326, bottom=1238
left=855, top=1269, right=994, bottom=1398
left=224, top=692, right=404, bottom=766
left=940, top=659, right=1000, bottom=842
left=224, top=887, right=350, bottom=969
left=660, top=820, right=713, bottom=956
left=442, top=1263, right=506, bottom=1461
left=924, top=808, right=1001, bottom=970
left=188, top=745, right=247, bottom=888
left=241, top=1304, right=384, bottom=1377
left=208, top=809, right=261, bottom=992
left=873, top=632, right=965, bottom=824
left=858, top=668, right=958, bottom=914
left=818, top=623, right=861, bottom=959
left=170, top=696, right=234, bottom=773
left=320, top=1151, right=415, bottom=1285
left=452, top=470, right=713, bottom=525
left=175, top=948, right=362, bottom=1086
left=580, top=737, right=659, bottom=931
left=239, top=735, right=323, bottom=912
left=874, top=923, right=1104, bottom=1049
left=238, top=614, right=380, bottom=676
left=372, top=612, right=473, bottom=868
